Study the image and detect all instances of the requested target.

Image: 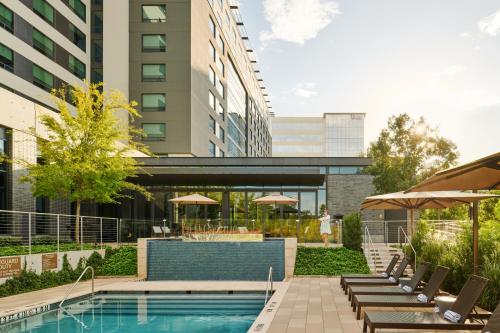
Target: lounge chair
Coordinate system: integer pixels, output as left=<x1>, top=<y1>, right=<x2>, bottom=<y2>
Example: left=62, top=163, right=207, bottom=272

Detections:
left=238, top=226, right=249, bottom=233
left=482, top=302, right=500, bottom=333
left=152, top=226, right=163, bottom=236
left=161, top=226, right=171, bottom=236
left=352, top=265, right=449, bottom=319
left=343, top=257, right=410, bottom=295
left=362, top=275, right=489, bottom=333
left=340, top=254, right=400, bottom=288
left=348, top=261, right=433, bottom=302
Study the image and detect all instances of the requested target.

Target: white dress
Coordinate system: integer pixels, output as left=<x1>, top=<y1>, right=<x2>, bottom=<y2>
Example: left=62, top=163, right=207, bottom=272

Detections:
left=320, top=215, right=332, bottom=235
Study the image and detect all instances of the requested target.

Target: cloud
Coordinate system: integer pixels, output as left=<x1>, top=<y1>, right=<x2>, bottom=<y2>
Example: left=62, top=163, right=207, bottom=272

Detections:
left=291, top=82, right=319, bottom=98
left=429, top=65, right=466, bottom=84
left=260, top=0, right=340, bottom=45
left=459, top=32, right=470, bottom=38
left=478, top=9, right=500, bottom=36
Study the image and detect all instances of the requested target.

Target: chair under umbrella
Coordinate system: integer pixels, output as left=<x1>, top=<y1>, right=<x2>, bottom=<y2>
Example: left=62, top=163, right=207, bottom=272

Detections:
left=169, top=194, right=219, bottom=235
left=253, top=194, right=298, bottom=237
left=405, top=151, right=500, bottom=273
left=361, top=191, right=498, bottom=236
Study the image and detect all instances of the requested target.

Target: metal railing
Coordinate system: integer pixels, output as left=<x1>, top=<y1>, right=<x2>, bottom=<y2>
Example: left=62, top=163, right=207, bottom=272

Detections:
left=264, top=266, right=273, bottom=305
left=398, top=226, right=418, bottom=271
left=363, top=226, right=378, bottom=272
left=59, top=266, right=95, bottom=309
left=0, top=210, right=119, bottom=256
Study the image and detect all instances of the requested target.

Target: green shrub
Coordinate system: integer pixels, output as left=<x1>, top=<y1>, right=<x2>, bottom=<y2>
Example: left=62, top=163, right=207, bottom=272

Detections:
left=342, top=213, right=362, bottom=251
left=480, top=249, right=500, bottom=311
left=0, top=237, right=22, bottom=247
left=294, top=247, right=370, bottom=275
left=98, top=247, right=137, bottom=276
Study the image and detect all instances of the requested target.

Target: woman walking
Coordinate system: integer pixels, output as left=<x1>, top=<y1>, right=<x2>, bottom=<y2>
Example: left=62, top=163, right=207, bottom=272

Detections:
left=319, top=209, right=332, bottom=248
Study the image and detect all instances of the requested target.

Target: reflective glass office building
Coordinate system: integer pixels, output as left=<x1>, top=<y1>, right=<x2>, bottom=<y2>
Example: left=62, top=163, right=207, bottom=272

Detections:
left=114, top=157, right=376, bottom=223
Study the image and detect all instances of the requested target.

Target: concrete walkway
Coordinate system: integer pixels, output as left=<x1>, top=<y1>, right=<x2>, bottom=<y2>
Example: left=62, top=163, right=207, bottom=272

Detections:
left=265, top=277, right=480, bottom=333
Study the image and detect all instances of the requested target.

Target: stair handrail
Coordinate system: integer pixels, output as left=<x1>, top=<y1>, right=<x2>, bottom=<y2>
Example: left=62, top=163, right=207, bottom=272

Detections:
left=363, top=226, right=378, bottom=272
left=264, top=266, right=273, bottom=305
left=59, top=266, right=94, bottom=309
left=398, top=226, right=418, bottom=271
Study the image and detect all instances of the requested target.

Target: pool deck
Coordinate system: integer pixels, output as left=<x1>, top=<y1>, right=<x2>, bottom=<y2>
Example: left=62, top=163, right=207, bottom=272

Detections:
left=260, top=277, right=481, bottom=333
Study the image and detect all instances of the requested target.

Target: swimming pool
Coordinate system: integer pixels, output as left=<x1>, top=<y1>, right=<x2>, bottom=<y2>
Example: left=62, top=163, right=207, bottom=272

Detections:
left=1, top=293, right=265, bottom=333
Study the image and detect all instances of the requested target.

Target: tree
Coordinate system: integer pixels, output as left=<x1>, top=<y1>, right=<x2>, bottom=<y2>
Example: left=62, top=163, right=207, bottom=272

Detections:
left=342, top=212, right=362, bottom=251
left=21, top=82, right=152, bottom=243
left=365, top=114, right=459, bottom=194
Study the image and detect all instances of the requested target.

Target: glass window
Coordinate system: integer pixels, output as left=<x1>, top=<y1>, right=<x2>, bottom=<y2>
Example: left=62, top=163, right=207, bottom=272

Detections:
left=209, top=67, right=215, bottom=86
left=69, top=55, right=85, bottom=79
left=142, top=5, right=166, bottom=23
left=0, top=43, right=14, bottom=72
left=217, top=57, right=224, bottom=76
left=92, top=12, right=103, bottom=33
left=142, top=34, right=166, bottom=52
left=68, top=23, right=86, bottom=51
left=208, top=141, right=216, bottom=157
left=218, top=126, right=225, bottom=142
left=33, top=0, right=54, bottom=24
left=92, top=40, right=103, bottom=62
left=142, top=93, right=165, bottom=111
left=33, top=28, right=54, bottom=58
left=142, top=123, right=166, bottom=140
left=218, top=35, right=225, bottom=54
left=209, top=17, right=215, bottom=37
left=209, top=91, right=215, bottom=110
left=217, top=80, right=224, bottom=98
left=217, top=102, right=224, bottom=120
left=69, top=0, right=86, bottom=21
left=209, top=116, right=215, bottom=134
left=209, top=42, right=215, bottom=62
left=0, top=3, right=13, bottom=32
left=32, top=64, right=54, bottom=92
left=91, top=68, right=102, bottom=83
left=142, top=64, right=166, bottom=81
left=300, top=192, right=316, bottom=217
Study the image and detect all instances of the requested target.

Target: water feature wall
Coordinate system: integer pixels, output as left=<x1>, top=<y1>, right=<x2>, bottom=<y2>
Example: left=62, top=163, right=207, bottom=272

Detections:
left=146, top=239, right=285, bottom=281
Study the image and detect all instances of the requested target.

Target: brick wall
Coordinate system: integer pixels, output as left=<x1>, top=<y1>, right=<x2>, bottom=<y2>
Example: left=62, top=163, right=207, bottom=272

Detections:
left=326, top=174, right=383, bottom=221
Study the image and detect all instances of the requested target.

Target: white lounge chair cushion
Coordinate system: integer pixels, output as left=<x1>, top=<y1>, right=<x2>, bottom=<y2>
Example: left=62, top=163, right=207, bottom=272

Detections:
left=416, top=293, right=428, bottom=303
left=389, top=276, right=397, bottom=283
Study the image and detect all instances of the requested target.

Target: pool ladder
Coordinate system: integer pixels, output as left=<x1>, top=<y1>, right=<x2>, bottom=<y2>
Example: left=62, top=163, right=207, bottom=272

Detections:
left=264, top=266, right=273, bottom=305
left=58, top=266, right=95, bottom=329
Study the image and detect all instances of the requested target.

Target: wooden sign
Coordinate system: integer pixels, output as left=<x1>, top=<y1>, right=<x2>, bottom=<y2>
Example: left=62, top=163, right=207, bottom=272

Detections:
left=42, top=253, right=57, bottom=271
left=0, top=256, right=21, bottom=278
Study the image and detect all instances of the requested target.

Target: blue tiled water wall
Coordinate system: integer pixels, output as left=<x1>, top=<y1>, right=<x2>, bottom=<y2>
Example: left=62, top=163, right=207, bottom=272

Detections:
left=147, top=239, right=285, bottom=281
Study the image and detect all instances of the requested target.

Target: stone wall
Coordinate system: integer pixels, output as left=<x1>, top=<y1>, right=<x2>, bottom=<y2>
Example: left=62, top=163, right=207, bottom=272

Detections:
left=326, top=174, right=383, bottom=221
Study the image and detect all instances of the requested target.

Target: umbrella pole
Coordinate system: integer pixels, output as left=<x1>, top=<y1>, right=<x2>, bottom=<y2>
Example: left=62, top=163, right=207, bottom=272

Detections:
left=472, top=198, right=479, bottom=275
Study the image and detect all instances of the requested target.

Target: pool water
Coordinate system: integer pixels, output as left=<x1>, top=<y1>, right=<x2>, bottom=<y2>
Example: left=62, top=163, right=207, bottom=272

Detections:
left=1, top=294, right=264, bottom=333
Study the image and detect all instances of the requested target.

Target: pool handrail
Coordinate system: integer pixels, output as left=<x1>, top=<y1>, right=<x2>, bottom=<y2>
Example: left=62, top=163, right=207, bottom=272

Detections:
left=265, top=266, right=273, bottom=305
left=59, top=266, right=95, bottom=309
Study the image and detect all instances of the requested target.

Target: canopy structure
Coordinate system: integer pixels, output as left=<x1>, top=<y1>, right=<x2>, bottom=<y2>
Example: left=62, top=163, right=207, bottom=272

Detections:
left=406, top=152, right=500, bottom=192
left=406, top=152, right=500, bottom=274
left=361, top=191, right=498, bottom=235
left=169, top=193, right=218, bottom=205
left=252, top=194, right=298, bottom=205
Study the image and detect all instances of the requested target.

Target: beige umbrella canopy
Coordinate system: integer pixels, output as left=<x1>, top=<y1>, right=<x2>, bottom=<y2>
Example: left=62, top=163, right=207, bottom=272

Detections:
left=406, top=152, right=500, bottom=192
left=169, top=193, right=218, bottom=205
left=361, top=191, right=499, bottom=235
left=405, top=152, right=500, bottom=274
left=252, top=194, right=298, bottom=205
left=253, top=194, right=298, bottom=236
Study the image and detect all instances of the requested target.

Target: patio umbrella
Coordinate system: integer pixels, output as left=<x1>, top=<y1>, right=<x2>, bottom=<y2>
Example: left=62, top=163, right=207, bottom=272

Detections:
left=406, top=152, right=500, bottom=192
left=169, top=194, right=218, bottom=235
left=405, top=151, right=500, bottom=274
left=253, top=194, right=298, bottom=236
left=361, top=191, right=498, bottom=236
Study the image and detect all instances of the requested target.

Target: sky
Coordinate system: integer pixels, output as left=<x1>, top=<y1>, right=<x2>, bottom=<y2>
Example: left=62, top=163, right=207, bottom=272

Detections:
left=237, top=0, right=500, bottom=163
